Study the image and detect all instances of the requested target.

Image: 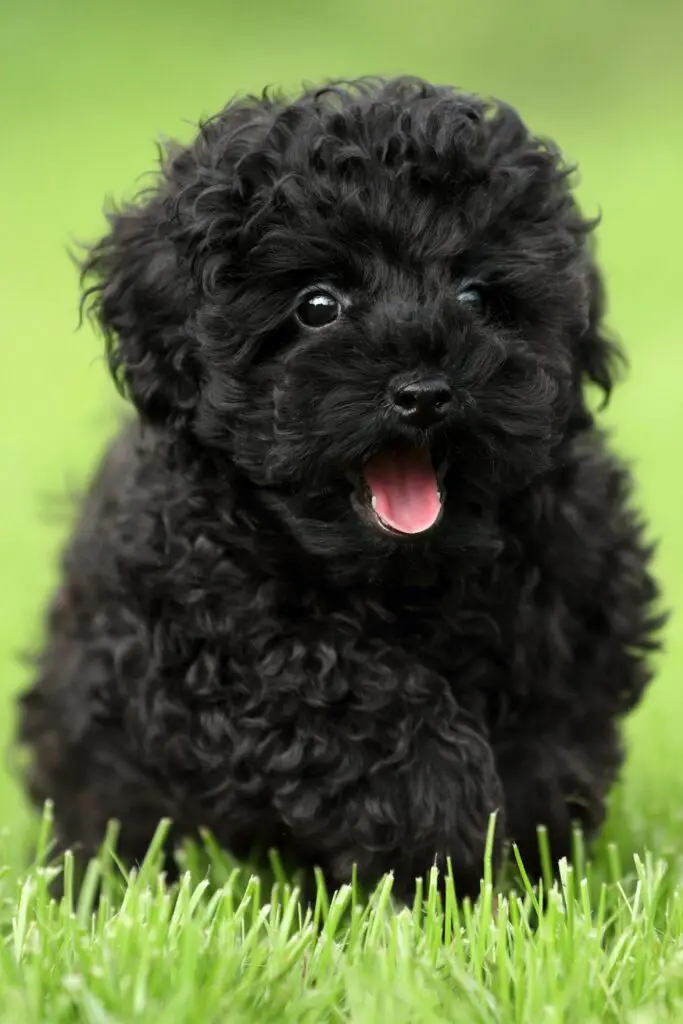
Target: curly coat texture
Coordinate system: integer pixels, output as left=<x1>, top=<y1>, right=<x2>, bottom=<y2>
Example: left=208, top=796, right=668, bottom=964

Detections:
left=19, top=78, right=662, bottom=902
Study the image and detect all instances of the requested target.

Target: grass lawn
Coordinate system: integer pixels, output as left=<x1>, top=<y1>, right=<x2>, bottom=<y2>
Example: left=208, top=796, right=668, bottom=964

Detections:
left=2, top=815, right=683, bottom=1023
left=1, top=0, right=683, bottom=1019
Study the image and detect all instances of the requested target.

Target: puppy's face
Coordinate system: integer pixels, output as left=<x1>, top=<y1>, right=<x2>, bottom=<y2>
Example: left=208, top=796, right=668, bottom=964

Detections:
left=85, top=80, right=616, bottom=577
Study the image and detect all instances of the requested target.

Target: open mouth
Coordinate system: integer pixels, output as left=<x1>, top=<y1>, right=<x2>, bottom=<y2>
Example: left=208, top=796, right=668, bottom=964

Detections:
left=353, top=443, right=445, bottom=536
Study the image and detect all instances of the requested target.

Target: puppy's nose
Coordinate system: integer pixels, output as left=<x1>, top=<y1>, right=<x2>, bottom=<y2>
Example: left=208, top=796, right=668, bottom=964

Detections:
left=390, top=376, right=453, bottom=426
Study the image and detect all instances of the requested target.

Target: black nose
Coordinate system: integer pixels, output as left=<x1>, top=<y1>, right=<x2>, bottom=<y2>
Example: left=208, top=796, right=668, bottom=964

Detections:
left=390, top=376, right=453, bottom=426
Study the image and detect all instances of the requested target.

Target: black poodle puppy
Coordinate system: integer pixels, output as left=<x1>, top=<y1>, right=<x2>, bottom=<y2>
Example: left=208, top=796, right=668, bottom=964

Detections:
left=18, top=78, right=661, bottom=902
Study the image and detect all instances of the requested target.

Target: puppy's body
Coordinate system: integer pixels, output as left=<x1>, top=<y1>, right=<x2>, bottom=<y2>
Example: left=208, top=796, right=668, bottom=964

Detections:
left=19, top=79, right=660, bottom=900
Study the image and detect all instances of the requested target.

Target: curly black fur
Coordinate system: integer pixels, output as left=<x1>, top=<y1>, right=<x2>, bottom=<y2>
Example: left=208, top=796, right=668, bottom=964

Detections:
left=18, top=78, right=662, bottom=902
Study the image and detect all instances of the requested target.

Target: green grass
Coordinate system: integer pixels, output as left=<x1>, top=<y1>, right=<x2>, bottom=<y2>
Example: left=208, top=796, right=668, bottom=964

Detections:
left=3, top=814, right=683, bottom=1023
left=2, top=0, right=683, bottom=1018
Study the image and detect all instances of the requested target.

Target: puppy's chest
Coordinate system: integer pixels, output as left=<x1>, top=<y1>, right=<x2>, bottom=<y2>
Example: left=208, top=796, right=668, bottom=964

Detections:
left=213, top=578, right=512, bottom=723
left=382, top=601, right=509, bottom=715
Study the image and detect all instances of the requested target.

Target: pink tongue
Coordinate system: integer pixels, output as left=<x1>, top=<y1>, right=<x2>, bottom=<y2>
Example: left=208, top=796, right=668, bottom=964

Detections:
left=363, top=446, right=441, bottom=534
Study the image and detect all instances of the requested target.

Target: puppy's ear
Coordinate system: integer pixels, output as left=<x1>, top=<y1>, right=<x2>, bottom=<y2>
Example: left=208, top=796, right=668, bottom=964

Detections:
left=575, top=258, right=624, bottom=407
left=81, top=182, right=200, bottom=429
left=81, top=96, right=277, bottom=429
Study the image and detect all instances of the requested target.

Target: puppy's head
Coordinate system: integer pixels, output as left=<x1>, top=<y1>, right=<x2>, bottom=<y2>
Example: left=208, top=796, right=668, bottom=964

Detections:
left=83, top=78, right=620, bottom=579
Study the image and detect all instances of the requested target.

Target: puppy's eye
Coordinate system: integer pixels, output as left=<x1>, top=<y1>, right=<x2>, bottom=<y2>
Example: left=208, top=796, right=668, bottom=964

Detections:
left=295, top=291, right=341, bottom=329
left=456, top=285, right=485, bottom=312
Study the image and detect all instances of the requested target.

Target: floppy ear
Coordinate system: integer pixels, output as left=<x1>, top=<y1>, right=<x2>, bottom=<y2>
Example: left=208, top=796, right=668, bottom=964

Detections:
left=576, top=258, right=624, bottom=402
left=81, top=96, right=279, bottom=430
left=81, top=180, right=201, bottom=430
left=564, top=252, right=624, bottom=439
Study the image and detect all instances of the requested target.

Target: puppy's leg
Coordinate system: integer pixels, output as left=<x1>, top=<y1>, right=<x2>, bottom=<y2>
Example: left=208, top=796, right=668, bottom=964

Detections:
left=493, top=720, right=621, bottom=880
left=494, top=445, right=661, bottom=879
left=345, top=721, right=505, bottom=903
left=266, top=694, right=504, bottom=904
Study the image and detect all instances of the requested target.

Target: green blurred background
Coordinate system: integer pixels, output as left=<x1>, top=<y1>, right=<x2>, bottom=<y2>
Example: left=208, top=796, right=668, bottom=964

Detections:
left=1, top=0, right=682, bottom=854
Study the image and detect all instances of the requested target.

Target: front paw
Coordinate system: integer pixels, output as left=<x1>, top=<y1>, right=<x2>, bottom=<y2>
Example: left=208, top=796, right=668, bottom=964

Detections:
left=323, top=722, right=504, bottom=901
